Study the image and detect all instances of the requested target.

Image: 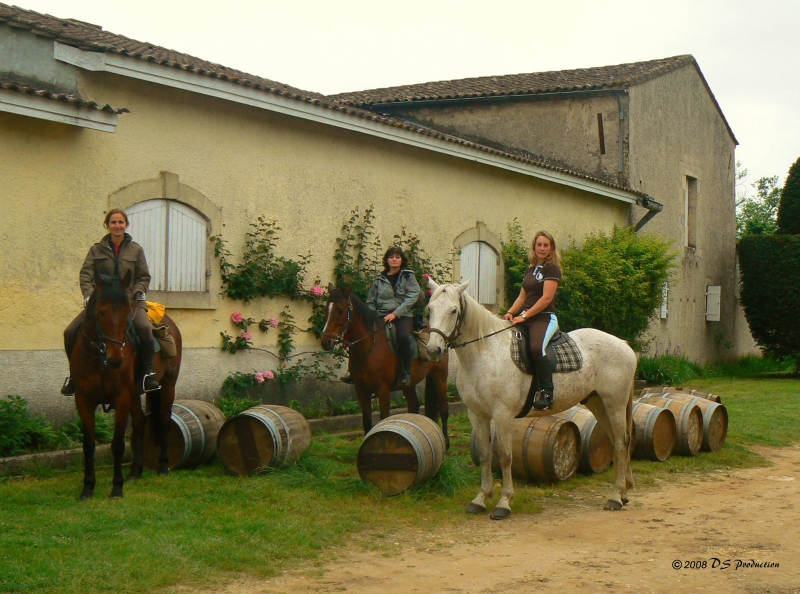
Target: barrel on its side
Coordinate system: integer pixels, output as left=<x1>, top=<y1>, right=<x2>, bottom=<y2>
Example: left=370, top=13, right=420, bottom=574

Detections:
left=357, top=413, right=447, bottom=495
left=217, top=405, right=311, bottom=475
left=641, top=386, right=721, bottom=403
left=554, top=406, right=613, bottom=474
left=647, top=393, right=728, bottom=452
left=638, top=396, right=703, bottom=456
left=143, top=400, right=225, bottom=471
left=469, top=416, right=580, bottom=483
left=631, top=401, right=676, bottom=461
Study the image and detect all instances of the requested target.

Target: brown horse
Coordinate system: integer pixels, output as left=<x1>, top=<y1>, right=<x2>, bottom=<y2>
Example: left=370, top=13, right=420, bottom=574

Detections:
left=70, top=271, right=182, bottom=499
left=320, top=285, right=451, bottom=446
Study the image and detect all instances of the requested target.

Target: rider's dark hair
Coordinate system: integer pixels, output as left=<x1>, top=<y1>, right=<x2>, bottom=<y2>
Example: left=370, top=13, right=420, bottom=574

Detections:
left=382, top=246, right=408, bottom=272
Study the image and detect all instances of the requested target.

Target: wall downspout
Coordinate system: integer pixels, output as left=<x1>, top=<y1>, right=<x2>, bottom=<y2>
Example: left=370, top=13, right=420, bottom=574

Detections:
left=634, top=195, right=663, bottom=231
left=616, top=91, right=626, bottom=184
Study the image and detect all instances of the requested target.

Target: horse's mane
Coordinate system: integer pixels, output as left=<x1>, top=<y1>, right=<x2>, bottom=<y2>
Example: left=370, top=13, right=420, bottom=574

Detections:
left=436, top=284, right=511, bottom=345
left=93, top=275, right=131, bottom=308
left=330, top=287, right=381, bottom=328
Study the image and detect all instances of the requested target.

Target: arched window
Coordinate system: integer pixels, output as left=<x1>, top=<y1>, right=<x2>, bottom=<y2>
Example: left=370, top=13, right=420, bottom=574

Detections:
left=126, top=199, right=208, bottom=292
left=459, top=241, right=499, bottom=305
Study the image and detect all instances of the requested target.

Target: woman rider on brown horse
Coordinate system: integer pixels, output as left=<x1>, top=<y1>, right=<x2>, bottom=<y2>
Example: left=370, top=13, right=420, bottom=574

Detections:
left=61, top=208, right=160, bottom=395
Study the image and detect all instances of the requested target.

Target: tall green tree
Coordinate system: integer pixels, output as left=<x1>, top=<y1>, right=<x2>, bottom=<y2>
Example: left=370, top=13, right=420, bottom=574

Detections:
left=777, top=157, right=800, bottom=235
left=736, top=175, right=781, bottom=239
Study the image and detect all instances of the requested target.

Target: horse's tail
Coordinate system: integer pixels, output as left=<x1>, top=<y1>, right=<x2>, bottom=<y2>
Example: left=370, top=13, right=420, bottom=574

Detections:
left=424, top=374, right=439, bottom=422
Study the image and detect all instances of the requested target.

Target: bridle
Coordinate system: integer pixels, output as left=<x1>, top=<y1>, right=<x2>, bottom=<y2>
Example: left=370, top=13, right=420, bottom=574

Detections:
left=428, top=291, right=516, bottom=350
left=81, top=300, right=135, bottom=368
left=321, top=297, right=386, bottom=350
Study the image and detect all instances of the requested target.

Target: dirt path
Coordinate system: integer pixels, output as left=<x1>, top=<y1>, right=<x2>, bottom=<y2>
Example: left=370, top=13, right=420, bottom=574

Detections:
left=204, top=446, right=800, bottom=594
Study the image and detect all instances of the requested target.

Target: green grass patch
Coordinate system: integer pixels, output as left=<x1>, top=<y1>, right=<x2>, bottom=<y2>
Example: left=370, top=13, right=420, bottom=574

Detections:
left=1, top=376, right=798, bottom=593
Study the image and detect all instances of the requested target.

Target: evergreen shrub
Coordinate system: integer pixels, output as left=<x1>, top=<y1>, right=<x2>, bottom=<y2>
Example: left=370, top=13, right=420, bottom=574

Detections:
left=777, top=157, right=800, bottom=235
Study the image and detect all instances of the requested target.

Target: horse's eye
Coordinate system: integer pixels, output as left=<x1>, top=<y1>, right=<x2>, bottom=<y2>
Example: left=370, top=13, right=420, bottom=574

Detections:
left=451, top=308, right=457, bottom=314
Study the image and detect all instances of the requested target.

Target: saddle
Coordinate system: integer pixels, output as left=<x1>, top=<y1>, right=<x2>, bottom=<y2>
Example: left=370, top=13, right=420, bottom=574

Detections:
left=510, top=329, right=583, bottom=376
left=383, top=325, right=433, bottom=361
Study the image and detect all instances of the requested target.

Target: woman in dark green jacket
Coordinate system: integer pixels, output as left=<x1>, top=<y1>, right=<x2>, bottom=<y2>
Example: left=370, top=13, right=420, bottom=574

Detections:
left=61, top=208, right=160, bottom=395
left=366, top=247, right=421, bottom=387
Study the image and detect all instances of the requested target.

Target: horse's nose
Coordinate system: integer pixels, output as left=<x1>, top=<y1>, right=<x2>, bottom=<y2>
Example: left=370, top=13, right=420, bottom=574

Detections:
left=321, top=338, right=333, bottom=351
left=107, top=357, right=123, bottom=369
left=426, top=344, right=443, bottom=361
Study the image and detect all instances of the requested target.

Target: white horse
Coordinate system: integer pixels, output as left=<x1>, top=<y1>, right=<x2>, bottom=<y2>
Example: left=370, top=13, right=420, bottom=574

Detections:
left=425, top=280, right=636, bottom=519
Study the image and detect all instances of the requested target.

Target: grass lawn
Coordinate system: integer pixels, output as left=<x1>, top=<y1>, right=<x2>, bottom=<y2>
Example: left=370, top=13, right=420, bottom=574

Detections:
left=1, top=375, right=798, bottom=594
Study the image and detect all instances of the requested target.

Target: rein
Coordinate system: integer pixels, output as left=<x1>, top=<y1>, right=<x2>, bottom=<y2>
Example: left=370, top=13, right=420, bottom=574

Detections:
left=321, top=298, right=387, bottom=350
left=81, top=302, right=135, bottom=367
left=429, top=293, right=516, bottom=350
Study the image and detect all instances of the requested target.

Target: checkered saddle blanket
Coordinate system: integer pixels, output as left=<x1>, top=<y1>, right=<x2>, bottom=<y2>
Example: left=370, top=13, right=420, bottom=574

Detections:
left=510, top=330, right=583, bottom=374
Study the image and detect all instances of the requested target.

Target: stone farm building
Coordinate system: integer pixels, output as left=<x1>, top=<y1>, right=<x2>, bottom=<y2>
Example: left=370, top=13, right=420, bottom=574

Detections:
left=0, top=3, right=755, bottom=420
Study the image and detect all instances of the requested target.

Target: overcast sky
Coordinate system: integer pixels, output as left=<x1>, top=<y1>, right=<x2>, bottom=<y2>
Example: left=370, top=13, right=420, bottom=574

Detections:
left=15, top=0, right=800, bottom=189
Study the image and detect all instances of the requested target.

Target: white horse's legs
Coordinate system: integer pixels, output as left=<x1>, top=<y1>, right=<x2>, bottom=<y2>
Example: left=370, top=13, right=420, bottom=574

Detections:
left=466, top=409, right=493, bottom=514
left=490, top=411, right=514, bottom=520
left=584, top=394, right=630, bottom=510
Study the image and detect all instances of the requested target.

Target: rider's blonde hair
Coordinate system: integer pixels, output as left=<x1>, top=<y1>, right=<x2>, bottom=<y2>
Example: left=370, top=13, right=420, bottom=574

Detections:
left=528, top=230, right=560, bottom=265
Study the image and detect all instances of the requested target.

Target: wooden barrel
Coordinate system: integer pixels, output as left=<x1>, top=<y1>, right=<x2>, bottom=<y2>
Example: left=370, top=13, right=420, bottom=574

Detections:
left=469, top=416, right=581, bottom=483
left=554, top=406, right=613, bottom=474
left=641, top=386, right=721, bottom=403
left=143, top=399, right=225, bottom=471
left=357, top=413, right=447, bottom=495
left=216, top=405, right=311, bottom=475
left=638, top=396, right=704, bottom=456
left=631, top=401, right=676, bottom=461
left=648, top=393, right=728, bottom=452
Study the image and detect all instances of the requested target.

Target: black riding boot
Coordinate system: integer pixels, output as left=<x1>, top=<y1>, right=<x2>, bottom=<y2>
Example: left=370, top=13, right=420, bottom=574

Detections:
left=140, top=340, right=161, bottom=392
left=532, top=356, right=555, bottom=410
left=61, top=335, right=77, bottom=396
left=397, top=336, right=412, bottom=387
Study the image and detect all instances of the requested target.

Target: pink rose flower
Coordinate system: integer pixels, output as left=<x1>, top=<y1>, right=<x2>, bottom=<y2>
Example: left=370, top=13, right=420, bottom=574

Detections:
left=230, top=311, right=243, bottom=324
left=263, top=370, right=275, bottom=380
left=310, top=285, right=324, bottom=297
left=254, top=372, right=265, bottom=384
left=426, top=289, right=432, bottom=296
left=241, top=331, right=253, bottom=341
left=268, top=317, right=279, bottom=328
left=422, top=273, right=431, bottom=280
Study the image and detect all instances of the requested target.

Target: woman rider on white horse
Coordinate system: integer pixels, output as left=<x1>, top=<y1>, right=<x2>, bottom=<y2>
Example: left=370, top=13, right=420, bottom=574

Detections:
left=503, top=230, right=561, bottom=410
left=61, top=208, right=160, bottom=395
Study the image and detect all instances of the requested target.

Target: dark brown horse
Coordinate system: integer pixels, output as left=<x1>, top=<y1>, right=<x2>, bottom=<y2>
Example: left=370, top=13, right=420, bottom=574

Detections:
left=70, top=271, right=182, bottom=499
left=320, top=285, right=450, bottom=446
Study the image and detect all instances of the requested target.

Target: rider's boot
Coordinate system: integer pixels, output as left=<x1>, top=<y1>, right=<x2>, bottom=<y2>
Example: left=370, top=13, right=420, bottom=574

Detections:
left=532, top=356, right=555, bottom=410
left=140, top=340, right=161, bottom=392
left=397, top=336, right=412, bottom=387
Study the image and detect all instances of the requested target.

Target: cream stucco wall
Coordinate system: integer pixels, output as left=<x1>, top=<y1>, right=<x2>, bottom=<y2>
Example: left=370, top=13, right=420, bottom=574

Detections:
left=0, top=67, right=631, bottom=419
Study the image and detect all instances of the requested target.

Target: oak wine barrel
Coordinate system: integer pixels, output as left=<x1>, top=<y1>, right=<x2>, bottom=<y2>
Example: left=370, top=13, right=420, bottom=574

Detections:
left=641, top=386, right=721, bottom=403
left=638, top=396, right=703, bottom=456
left=143, top=399, right=225, bottom=471
left=469, top=416, right=581, bottom=483
left=357, top=413, right=447, bottom=495
left=554, top=406, right=613, bottom=474
left=631, top=401, right=676, bottom=461
left=217, top=405, right=311, bottom=475
left=645, top=392, right=728, bottom=452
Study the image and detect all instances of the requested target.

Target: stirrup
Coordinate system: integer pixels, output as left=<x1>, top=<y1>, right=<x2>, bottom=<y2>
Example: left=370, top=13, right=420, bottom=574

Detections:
left=142, top=372, right=161, bottom=393
left=532, top=390, right=553, bottom=411
left=397, top=372, right=411, bottom=387
left=61, top=377, right=75, bottom=397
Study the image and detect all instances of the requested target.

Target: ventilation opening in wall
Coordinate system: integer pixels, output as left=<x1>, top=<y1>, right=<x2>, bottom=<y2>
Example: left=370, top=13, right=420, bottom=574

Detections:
left=685, top=176, right=698, bottom=248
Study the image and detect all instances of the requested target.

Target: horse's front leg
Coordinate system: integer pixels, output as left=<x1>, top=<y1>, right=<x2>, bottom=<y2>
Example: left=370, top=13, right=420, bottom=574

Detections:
left=355, top=384, right=374, bottom=435
left=110, top=392, right=131, bottom=498
left=403, top=385, right=420, bottom=414
left=490, top=411, right=515, bottom=520
left=75, top=396, right=96, bottom=501
left=128, top=392, right=144, bottom=481
left=466, top=409, right=492, bottom=514
left=155, top=389, right=172, bottom=475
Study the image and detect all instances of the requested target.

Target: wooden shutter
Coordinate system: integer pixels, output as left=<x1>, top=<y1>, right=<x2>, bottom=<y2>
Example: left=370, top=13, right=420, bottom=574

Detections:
left=167, top=201, right=207, bottom=292
left=705, top=285, right=721, bottom=322
left=478, top=242, right=497, bottom=305
left=660, top=282, right=669, bottom=319
left=460, top=242, right=480, bottom=302
left=126, top=200, right=167, bottom=290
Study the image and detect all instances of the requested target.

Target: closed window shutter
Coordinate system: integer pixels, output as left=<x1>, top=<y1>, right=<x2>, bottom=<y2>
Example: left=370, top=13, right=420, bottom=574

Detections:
left=478, top=242, right=497, bottom=304
left=460, top=242, right=480, bottom=302
left=167, top=201, right=206, bottom=291
left=705, top=285, right=721, bottom=322
left=126, top=200, right=167, bottom=290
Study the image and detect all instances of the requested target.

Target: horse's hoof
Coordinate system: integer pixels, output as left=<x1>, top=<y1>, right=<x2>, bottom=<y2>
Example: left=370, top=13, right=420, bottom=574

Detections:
left=110, top=492, right=123, bottom=499
left=604, top=499, right=623, bottom=511
left=465, top=503, right=486, bottom=514
left=158, top=468, right=170, bottom=476
left=126, top=473, right=141, bottom=482
left=490, top=507, right=512, bottom=521
left=80, top=494, right=93, bottom=502
left=622, top=496, right=629, bottom=505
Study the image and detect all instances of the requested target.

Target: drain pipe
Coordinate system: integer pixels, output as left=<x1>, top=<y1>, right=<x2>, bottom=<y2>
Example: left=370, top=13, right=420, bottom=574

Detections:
left=634, top=195, right=663, bottom=231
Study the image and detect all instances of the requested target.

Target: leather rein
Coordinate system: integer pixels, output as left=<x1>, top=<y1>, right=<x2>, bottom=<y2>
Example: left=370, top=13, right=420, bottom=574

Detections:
left=320, top=297, right=387, bottom=350
left=428, top=294, right=516, bottom=350
left=81, top=302, right=136, bottom=368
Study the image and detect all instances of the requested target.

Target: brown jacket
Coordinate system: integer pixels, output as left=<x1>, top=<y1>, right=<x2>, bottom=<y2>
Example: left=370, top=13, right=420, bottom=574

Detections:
left=79, top=233, right=151, bottom=300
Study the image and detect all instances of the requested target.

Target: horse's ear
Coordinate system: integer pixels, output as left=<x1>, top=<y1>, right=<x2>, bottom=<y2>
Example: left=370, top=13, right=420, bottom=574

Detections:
left=122, top=269, right=133, bottom=289
left=327, top=282, right=336, bottom=294
left=427, top=278, right=440, bottom=291
left=342, top=285, right=353, bottom=298
left=456, top=279, right=471, bottom=295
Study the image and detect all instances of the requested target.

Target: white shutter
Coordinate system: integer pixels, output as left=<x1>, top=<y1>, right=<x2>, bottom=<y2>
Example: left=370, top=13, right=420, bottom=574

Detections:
left=460, top=242, right=480, bottom=301
left=126, top=200, right=167, bottom=290
left=478, top=242, right=497, bottom=305
left=660, top=282, right=669, bottom=319
left=167, top=201, right=207, bottom=292
left=705, top=285, right=721, bottom=322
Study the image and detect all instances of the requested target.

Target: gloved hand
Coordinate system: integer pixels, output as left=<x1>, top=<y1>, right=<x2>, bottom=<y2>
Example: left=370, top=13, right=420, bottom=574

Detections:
left=134, top=291, right=147, bottom=302
left=84, top=296, right=90, bottom=308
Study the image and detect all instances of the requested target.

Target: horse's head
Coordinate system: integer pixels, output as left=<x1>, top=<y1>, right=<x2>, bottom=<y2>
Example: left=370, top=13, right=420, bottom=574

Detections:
left=321, top=283, right=352, bottom=351
left=91, top=269, right=134, bottom=368
left=425, top=278, right=470, bottom=361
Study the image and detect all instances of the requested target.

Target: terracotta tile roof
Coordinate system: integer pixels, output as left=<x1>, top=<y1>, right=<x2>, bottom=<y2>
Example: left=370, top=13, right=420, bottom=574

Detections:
left=0, top=79, right=129, bottom=113
left=0, top=2, right=646, bottom=196
left=330, top=56, right=698, bottom=105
